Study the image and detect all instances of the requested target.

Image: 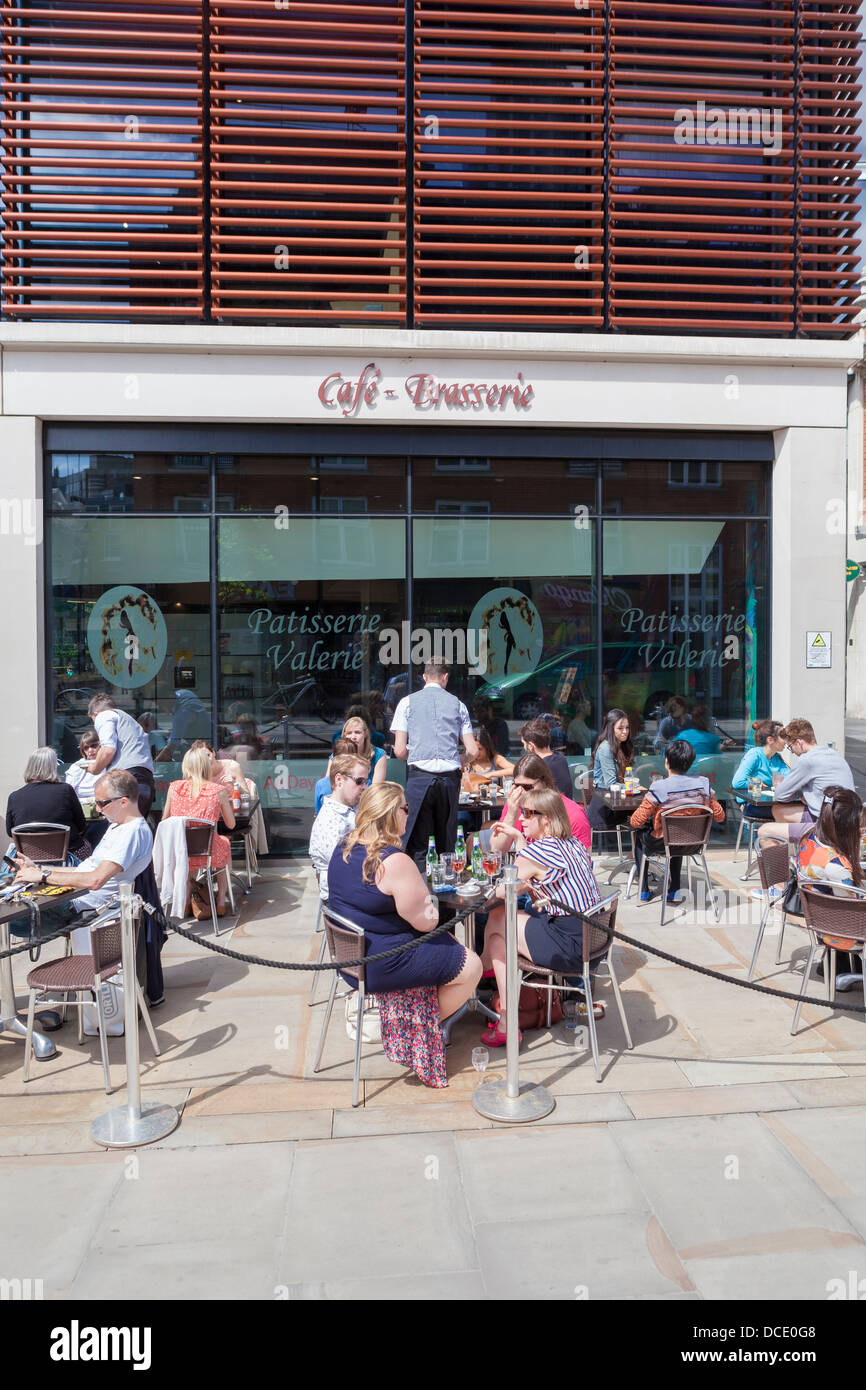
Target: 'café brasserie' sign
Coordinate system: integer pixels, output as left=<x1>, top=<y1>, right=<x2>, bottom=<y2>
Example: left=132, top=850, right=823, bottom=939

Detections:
left=317, top=360, right=535, bottom=417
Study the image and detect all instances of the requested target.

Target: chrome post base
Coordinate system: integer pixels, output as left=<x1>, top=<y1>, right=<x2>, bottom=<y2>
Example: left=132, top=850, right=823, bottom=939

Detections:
left=472, top=1077, right=555, bottom=1123
left=0, top=1015, right=56, bottom=1059
left=91, top=1101, right=180, bottom=1149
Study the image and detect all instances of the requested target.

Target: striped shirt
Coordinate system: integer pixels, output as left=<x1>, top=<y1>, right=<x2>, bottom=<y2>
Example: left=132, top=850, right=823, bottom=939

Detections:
left=518, top=836, right=602, bottom=917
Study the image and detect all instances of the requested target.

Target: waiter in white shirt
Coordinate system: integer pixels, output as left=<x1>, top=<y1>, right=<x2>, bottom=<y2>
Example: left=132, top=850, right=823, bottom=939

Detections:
left=390, top=659, right=479, bottom=869
left=86, top=692, right=156, bottom=817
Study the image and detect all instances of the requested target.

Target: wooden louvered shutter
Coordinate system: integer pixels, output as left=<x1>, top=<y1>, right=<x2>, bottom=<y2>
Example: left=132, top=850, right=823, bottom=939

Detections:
left=608, top=0, right=797, bottom=335
left=0, top=0, right=204, bottom=319
left=796, top=0, right=862, bottom=335
left=208, top=0, right=406, bottom=322
left=413, top=0, right=605, bottom=327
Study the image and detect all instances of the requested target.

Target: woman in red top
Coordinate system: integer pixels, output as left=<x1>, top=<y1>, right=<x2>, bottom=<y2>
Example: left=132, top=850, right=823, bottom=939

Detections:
left=163, top=746, right=236, bottom=914
left=490, top=753, right=591, bottom=855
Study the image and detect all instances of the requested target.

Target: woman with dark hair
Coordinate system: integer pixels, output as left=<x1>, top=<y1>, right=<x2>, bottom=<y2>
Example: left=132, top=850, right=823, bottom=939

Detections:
left=588, top=709, right=633, bottom=836
left=732, top=719, right=787, bottom=822
left=462, top=725, right=514, bottom=791
left=797, top=786, right=864, bottom=891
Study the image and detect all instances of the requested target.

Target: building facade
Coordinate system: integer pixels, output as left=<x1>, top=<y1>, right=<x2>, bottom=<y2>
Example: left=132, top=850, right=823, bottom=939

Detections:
left=0, top=2, right=862, bottom=851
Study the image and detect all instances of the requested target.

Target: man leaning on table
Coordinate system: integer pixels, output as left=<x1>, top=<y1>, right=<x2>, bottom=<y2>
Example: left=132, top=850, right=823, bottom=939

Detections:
left=756, top=718, right=855, bottom=848
left=11, top=769, right=153, bottom=953
left=390, top=658, right=479, bottom=870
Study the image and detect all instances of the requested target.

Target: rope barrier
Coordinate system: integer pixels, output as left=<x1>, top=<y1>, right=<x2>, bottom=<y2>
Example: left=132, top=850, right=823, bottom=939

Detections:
left=0, top=925, right=78, bottom=960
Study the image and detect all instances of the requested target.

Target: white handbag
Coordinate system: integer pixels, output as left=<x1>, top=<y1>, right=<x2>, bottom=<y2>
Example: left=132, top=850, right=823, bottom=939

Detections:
left=345, top=992, right=380, bottom=1043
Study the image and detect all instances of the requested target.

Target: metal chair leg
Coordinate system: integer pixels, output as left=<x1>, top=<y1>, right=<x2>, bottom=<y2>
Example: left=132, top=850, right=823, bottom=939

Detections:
left=734, top=813, right=744, bottom=861
left=352, top=982, right=365, bottom=1108
left=826, top=947, right=836, bottom=1005
left=206, top=869, right=219, bottom=937
left=308, top=904, right=326, bottom=1007
left=583, top=969, right=602, bottom=1083
left=136, top=981, right=160, bottom=1057
left=606, top=955, right=633, bottom=1050
left=225, top=865, right=236, bottom=916
left=701, top=852, right=721, bottom=921
left=775, top=912, right=787, bottom=964
left=313, top=971, right=338, bottom=1073
left=659, top=855, right=671, bottom=926
left=745, top=820, right=756, bottom=878
left=94, top=985, right=113, bottom=1095
left=22, top=988, right=36, bottom=1083
left=747, top=897, right=772, bottom=981
left=77, top=995, right=84, bottom=1045
left=791, top=939, right=818, bottom=1036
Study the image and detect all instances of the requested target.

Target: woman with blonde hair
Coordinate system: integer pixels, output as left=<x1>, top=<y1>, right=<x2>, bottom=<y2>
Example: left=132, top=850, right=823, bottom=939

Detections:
left=163, top=745, right=236, bottom=914
left=340, top=714, right=387, bottom=786
left=327, top=782, right=481, bottom=1016
left=481, top=787, right=603, bottom=1046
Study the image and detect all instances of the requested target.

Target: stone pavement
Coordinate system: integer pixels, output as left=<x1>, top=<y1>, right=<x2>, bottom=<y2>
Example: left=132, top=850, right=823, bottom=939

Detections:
left=3, top=851, right=866, bottom=1300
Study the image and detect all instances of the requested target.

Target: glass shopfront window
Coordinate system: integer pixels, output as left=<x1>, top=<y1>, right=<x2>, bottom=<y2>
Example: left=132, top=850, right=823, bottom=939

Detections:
left=45, top=426, right=772, bottom=852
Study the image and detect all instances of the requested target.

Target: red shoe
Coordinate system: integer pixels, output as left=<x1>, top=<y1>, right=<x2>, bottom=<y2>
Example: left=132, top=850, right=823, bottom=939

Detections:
left=480, top=1025, right=523, bottom=1047
left=480, top=969, right=496, bottom=981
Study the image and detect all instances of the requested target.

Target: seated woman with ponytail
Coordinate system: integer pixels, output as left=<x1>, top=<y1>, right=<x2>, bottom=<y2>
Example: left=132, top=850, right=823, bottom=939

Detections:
left=732, top=719, right=788, bottom=821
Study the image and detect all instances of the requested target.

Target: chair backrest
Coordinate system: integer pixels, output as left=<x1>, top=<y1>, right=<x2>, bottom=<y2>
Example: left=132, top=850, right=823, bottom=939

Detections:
left=322, top=906, right=366, bottom=984
left=660, top=805, right=713, bottom=856
left=756, top=839, right=790, bottom=891
left=478, top=817, right=498, bottom=853
left=800, top=883, right=866, bottom=946
left=184, top=817, right=215, bottom=858
left=11, top=822, right=70, bottom=865
left=580, top=780, right=594, bottom=811
left=582, top=892, right=619, bottom=964
left=90, top=919, right=124, bottom=974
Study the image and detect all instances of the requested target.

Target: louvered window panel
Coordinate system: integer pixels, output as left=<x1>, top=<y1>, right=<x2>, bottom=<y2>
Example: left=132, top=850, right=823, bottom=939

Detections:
left=413, top=0, right=605, bottom=327
left=609, top=1, right=797, bottom=334
left=0, top=1, right=204, bottom=319
left=796, top=1, right=862, bottom=335
left=209, top=0, right=406, bottom=322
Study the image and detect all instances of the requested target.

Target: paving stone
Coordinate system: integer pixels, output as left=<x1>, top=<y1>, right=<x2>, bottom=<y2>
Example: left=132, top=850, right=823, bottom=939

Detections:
left=71, top=1238, right=280, bottom=1300
left=678, top=1052, right=845, bottom=1088
left=283, top=1271, right=486, bottom=1300
left=332, top=1101, right=492, bottom=1138
left=625, top=1081, right=798, bottom=1121
left=0, top=1156, right=123, bottom=1293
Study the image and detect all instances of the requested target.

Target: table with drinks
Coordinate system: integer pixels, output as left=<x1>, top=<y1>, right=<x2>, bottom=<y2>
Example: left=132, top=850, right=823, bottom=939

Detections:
left=425, top=830, right=506, bottom=1042
left=0, top=883, right=88, bottom=1060
left=591, top=772, right=645, bottom=882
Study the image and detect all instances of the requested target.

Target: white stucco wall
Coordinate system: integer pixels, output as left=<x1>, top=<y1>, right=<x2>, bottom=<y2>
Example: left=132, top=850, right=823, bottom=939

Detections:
left=0, top=415, right=45, bottom=807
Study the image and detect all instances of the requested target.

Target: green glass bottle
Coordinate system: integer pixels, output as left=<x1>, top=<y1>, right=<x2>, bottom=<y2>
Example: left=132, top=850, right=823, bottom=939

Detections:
left=426, top=836, right=438, bottom=883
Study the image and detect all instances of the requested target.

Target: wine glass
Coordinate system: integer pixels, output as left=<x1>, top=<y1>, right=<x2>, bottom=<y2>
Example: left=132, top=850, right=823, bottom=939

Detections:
left=471, top=1047, right=489, bottom=1073
left=452, top=842, right=466, bottom=876
left=481, top=848, right=501, bottom=882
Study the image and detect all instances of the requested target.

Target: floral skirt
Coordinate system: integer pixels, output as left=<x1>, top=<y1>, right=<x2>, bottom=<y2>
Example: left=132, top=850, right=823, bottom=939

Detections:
left=377, top=986, right=447, bottom=1088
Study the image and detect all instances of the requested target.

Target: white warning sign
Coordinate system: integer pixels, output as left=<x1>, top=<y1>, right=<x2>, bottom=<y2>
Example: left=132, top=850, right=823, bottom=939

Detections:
left=806, top=631, right=832, bottom=669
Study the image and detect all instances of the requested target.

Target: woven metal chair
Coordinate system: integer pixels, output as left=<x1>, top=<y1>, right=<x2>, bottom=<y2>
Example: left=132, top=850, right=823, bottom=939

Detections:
left=792, top=883, right=866, bottom=1035
left=517, top=892, right=633, bottom=1083
left=629, top=806, right=719, bottom=924
left=747, top=840, right=803, bottom=980
left=308, top=870, right=326, bottom=1007
left=184, top=817, right=235, bottom=936
left=11, top=822, right=70, bottom=865
left=312, top=906, right=369, bottom=1108
left=732, top=793, right=760, bottom=879
left=21, top=907, right=160, bottom=1092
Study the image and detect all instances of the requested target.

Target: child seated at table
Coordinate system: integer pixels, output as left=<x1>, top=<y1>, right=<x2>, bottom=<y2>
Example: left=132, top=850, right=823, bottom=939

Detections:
left=629, top=739, right=725, bottom=904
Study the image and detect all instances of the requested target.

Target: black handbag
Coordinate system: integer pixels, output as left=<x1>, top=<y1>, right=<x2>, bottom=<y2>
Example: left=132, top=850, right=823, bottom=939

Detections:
left=780, top=872, right=802, bottom=916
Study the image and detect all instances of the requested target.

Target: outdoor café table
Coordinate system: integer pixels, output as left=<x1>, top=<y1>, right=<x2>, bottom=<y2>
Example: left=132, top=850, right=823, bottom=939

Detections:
left=458, top=790, right=506, bottom=833
left=591, top=787, right=645, bottom=883
left=431, top=884, right=499, bottom=1043
left=0, top=885, right=88, bottom=1060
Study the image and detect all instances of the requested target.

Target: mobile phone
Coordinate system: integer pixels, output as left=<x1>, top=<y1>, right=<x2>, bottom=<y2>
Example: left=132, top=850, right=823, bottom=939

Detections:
left=2, top=854, right=17, bottom=870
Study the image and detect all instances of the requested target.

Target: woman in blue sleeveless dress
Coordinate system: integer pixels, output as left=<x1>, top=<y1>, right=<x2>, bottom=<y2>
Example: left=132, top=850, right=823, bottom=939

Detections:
left=327, top=782, right=482, bottom=1011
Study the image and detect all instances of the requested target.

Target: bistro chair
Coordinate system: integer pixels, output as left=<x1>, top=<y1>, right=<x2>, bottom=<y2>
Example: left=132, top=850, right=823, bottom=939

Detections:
left=627, top=806, right=720, bottom=925
left=312, top=906, right=370, bottom=1108
left=184, top=818, right=235, bottom=936
left=579, top=775, right=627, bottom=865
left=10, top=823, right=70, bottom=866
left=747, top=840, right=803, bottom=980
left=516, top=892, right=633, bottom=1083
left=21, top=905, right=161, bottom=1093
left=791, top=883, right=866, bottom=1036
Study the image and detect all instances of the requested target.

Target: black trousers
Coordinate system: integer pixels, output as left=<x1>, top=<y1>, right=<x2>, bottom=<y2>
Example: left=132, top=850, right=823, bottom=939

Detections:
left=404, top=767, right=461, bottom=869
left=633, top=827, right=683, bottom=893
left=128, top=766, right=155, bottom=819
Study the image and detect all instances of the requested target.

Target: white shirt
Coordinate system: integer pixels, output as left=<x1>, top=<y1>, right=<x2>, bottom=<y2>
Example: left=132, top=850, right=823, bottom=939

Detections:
left=75, top=816, right=154, bottom=915
left=309, top=796, right=356, bottom=900
left=66, top=759, right=98, bottom=802
left=93, top=708, right=154, bottom=774
left=390, top=689, right=473, bottom=773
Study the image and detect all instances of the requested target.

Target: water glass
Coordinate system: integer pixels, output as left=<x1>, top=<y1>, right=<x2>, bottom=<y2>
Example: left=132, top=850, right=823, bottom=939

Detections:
left=471, top=1047, right=489, bottom=1073
left=441, top=852, right=455, bottom=885
left=431, top=861, right=445, bottom=891
left=503, top=777, right=513, bottom=795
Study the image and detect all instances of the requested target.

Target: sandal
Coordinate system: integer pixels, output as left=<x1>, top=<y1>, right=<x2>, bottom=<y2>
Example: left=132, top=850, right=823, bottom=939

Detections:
left=480, top=1025, right=523, bottom=1047
left=577, top=1001, right=605, bottom=1020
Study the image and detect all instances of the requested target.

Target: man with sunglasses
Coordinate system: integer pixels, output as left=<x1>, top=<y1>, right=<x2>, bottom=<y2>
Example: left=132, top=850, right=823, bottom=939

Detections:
left=12, top=769, right=154, bottom=951
left=309, top=753, right=369, bottom=898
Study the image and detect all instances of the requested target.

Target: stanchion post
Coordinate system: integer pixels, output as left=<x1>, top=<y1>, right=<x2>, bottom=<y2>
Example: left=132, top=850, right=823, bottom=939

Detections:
left=91, top=885, right=179, bottom=1149
left=472, top=864, right=555, bottom=1123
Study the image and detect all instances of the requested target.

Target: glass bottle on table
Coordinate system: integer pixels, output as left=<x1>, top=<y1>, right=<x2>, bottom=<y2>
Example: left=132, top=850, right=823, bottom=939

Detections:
left=453, top=826, right=466, bottom=876
left=231, top=782, right=242, bottom=813
left=472, top=841, right=484, bottom=881
left=426, top=836, right=438, bottom=884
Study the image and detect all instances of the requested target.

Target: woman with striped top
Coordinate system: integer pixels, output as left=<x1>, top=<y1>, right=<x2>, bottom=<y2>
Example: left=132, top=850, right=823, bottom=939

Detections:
left=480, top=788, right=602, bottom=1046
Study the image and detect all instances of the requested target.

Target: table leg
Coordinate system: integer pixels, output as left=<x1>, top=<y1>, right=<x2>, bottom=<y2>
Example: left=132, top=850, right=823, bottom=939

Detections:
left=0, top=921, right=56, bottom=1060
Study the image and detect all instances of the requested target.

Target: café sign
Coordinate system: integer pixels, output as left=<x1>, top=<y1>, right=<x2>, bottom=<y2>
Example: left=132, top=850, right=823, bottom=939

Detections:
left=317, top=360, right=535, bottom=417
